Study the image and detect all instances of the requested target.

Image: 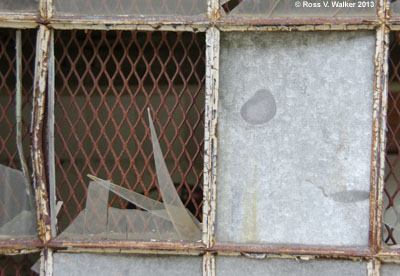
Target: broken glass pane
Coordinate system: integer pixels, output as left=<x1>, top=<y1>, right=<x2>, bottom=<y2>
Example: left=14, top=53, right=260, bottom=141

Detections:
left=217, top=31, right=375, bottom=246
left=216, top=257, right=367, bottom=276
left=53, top=253, right=201, bottom=276
left=59, top=110, right=201, bottom=241
left=221, top=0, right=376, bottom=17
left=0, top=165, right=37, bottom=239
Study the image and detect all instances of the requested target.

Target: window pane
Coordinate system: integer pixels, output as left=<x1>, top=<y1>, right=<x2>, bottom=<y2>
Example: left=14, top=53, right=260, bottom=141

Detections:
left=0, top=29, right=37, bottom=239
left=53, top=30, right=205, bottom=241
left=391, top=2, right=400, bottom=16
left=0, top=254, right=39, bottom=276
left=221, top=0, right=377, bottom=17
left=216, top=31, right=375, bottom=246
left=54, top=0, right=207, bottom=17
left=381, top=263, right=400, bottom=276
left=216, top=257, right=367, bottom=276
left=53, top=253, right=201, bottom=276
left=384, top=32, right=400, bottom=247
left=0, top=0, right=38, bottom=13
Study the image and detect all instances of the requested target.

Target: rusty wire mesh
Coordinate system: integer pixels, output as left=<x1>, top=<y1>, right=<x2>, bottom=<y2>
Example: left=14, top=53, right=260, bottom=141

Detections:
left=0, top=254, right=39, bottom=276
left=54, top=0, right=206, bottom=16
left=0, top=29, right=36, bottom=239
left=384, top=32, right=400, bottom=246
left=53, top=30, right=205, bottom=237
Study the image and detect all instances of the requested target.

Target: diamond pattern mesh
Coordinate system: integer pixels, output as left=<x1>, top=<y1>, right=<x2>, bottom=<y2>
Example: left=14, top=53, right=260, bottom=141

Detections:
left=53, top=30, right=205, bottom=235
left=0, top=29, right=36, bottom=237
left=0, top=254, right=39, bottom=276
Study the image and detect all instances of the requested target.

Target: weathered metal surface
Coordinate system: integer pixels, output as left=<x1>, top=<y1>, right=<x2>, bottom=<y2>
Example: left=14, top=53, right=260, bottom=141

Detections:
left=48, top=22, right=208, bottom=31
left=213, top=243, right=372, bottom=258
left=48, top=239, right=205, bottom=251
left=367, top=259, right=381, bottom=276
left=370, top=25, right=389, bottom=252
left=380, top=262, right=400, bottom=275
left=216, top=256, right=367, bottom=276
left=202, top=252, right=215, bottom=276
left=31, top=25, right=51, bottom=243
left=203, top=27, right=219, bottom=248
left=52, top=252, right=202, bottom=276
left=216, top=31, right=375, bottom=246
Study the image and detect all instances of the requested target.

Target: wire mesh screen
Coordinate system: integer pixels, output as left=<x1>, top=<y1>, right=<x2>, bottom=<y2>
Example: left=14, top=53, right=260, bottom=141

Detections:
left=53, top=30, right=205, bottom=239
left=384, top=32, right=400, bottom=246
left=54, top=0, right=206, bottom=16
left=0, top=29, right=37, bottom=239
left=0, top=254, right=39, bottom=276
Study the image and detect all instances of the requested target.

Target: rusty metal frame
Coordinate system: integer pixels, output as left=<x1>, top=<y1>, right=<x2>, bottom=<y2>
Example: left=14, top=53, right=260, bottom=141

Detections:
left=31, top=25, right=51, bottom=245
left=1, top=0, right=400, bottom=275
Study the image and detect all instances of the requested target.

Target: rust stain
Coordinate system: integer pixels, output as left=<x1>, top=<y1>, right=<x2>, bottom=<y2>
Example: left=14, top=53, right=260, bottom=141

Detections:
left=31, top=25, right=52, bottom=244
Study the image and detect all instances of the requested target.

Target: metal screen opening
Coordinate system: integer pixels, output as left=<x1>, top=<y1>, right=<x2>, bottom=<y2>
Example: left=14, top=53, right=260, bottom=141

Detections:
left=0, top=29, right=37, bottom=240
left=53, top=30, right=205, bottom=240
left=384, top=32, right=400, bottom=246
left=0, top=254, right=39, bottom=276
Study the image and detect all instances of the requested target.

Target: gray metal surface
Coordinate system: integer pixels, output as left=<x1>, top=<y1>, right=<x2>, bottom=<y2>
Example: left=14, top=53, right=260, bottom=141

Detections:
left=53, top=253, right=202, bottom=276
left=216, top=31, right=375, bottom=246
left=216, top=257, right=367, bottom=276
left=381, top=263, right=400, bottom=276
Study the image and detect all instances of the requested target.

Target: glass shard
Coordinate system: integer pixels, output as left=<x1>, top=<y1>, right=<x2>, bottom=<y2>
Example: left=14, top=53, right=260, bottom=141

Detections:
left=0, top=165, right=37, bottom=238
left=59, top=110, right=201, bottom=241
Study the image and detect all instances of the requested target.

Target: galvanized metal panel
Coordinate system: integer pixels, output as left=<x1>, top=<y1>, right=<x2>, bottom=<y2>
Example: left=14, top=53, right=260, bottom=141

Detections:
left=216, top=31, right=375, bottom=246
left=216, top=257, right=367, bottom=276
left=53, top=253, right=202, bottom=276
left=380, top=263, right=400, bottom=276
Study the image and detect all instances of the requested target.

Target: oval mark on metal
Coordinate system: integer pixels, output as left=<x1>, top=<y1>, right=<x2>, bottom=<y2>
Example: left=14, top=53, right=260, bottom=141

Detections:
left=240, top=89, right=277, bottom=125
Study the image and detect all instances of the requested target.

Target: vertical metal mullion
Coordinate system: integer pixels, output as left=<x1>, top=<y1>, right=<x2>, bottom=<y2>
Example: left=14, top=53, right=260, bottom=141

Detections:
left=202, top=252, right=216, bottom=276
left=48, top=29, right=56, bottom=238
left=39, top=0, right=53, bottom=20
left=31, top=25, right=52, bottom=243
left=208, top=0, right=220, bottom=22
left=367, top=258, right=381, bottom=276
left=369, top=24, right=390, bottom=253
left=203, top=26, right=220, bottom=253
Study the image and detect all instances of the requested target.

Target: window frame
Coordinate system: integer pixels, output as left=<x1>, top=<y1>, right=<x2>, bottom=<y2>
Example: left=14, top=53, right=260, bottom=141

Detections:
left=0, top=0, right=397, bottom=275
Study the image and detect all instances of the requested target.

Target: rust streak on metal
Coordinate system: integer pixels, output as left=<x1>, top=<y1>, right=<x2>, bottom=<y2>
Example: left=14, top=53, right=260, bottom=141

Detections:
left=32, top=25, right=52, bottom=243
left=217, top=24, right=376, bottom=31
left=0, top=248, right=41, bottom=255
left=369, top=24, right=389, bottom=253
left=203, top=27, right=219, bottom=248
left=48, top=240, right=205, bottom=251
left=212, top=243, right=372, bottom=258
left=217, top=16, right=380, bottom=26
left=49, top=15, right=210, bottom=26
left=48, top=22, right=208, bottom=31
left=53, top=247, right=203, bottom=256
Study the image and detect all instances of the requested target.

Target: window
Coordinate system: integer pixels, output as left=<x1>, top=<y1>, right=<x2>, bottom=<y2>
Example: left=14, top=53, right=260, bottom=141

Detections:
left=0, top=0, right=398, bottom=275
